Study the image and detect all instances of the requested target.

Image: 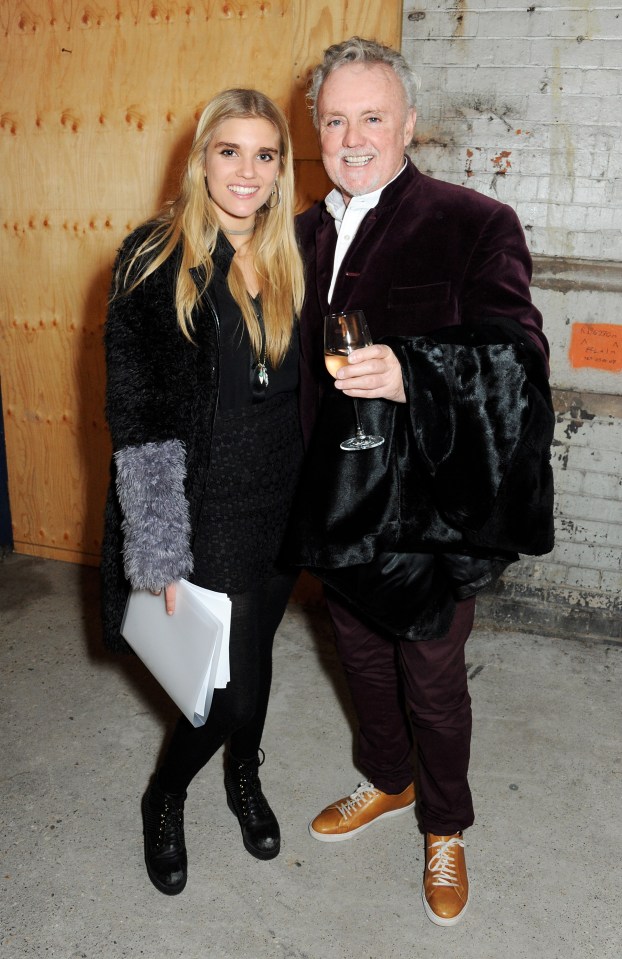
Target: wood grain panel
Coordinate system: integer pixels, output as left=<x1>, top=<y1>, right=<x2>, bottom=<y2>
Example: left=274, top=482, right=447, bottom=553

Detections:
left=0, top=0, right=402, bottom=564
left=290, top=0, right=403, bottom=157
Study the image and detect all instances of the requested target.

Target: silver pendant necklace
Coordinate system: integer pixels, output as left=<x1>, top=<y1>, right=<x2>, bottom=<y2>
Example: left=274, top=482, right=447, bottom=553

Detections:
left=257, top=352, right=269, bottom=387
left=253, top=299, right=269, bottom=388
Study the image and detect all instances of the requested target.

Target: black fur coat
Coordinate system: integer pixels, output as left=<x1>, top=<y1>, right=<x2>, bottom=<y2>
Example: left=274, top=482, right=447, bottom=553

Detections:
left=100, top=225, right=222, bottom=651
left=285, top=318, right=554, bottom=640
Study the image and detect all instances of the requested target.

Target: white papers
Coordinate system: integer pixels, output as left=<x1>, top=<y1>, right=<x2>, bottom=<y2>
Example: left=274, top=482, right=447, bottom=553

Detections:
left=121, top=579, right=231, bottom=728
left=181, top=580, right=231, bottom=688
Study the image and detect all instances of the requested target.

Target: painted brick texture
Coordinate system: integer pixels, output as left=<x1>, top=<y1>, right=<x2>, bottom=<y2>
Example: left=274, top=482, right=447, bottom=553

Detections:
left=488, top=409, right=622, bottom=637
left=401, top=2, right=622, bottom=639
left=403, top=1, right=622, bottom=261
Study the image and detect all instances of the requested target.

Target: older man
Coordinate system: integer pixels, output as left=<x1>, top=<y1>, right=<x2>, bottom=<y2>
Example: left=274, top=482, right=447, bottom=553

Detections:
left=295, top=37, right=551, bottom=926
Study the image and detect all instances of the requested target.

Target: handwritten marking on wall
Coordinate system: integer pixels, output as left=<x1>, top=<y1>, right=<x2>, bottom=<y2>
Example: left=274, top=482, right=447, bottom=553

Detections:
left=569, top=323, right=622, bottom=372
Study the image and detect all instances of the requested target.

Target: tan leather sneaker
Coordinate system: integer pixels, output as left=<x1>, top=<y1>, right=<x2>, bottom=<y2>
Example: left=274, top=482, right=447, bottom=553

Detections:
left=422, top=832, right=469, bottom=926
left=309, top=780, right=415, bottom=842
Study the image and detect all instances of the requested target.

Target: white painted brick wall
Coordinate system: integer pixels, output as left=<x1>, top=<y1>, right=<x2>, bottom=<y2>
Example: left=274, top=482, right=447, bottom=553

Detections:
left=401, top=3, right=622, bottom=636
left=402, top=1, right=622, bottom=260
left=489, top=404, right=622, bottom=632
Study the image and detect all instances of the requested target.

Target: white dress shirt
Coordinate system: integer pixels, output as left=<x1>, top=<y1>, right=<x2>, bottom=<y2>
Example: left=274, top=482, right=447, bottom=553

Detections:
left=325, top=161, right=407, bottom=305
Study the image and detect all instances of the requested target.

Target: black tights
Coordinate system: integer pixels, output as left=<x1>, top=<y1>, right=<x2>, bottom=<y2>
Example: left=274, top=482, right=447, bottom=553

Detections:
left=156, top=571, right=295, bottom=795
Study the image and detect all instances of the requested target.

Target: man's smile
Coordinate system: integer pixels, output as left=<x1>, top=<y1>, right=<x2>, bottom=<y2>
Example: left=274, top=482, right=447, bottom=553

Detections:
left=343, top=155, right=374, bottom=166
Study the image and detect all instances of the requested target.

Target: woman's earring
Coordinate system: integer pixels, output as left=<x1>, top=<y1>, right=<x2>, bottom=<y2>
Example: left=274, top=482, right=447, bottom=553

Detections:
left=266, top=180, right=282, bottom=209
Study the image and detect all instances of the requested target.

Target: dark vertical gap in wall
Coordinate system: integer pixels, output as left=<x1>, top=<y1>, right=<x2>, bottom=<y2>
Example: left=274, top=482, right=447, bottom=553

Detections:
left=0, top=377, right=14, bottom=553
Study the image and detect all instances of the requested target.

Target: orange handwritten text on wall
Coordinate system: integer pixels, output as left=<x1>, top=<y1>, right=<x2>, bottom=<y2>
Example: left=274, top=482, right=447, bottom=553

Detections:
left=568, top=323, right=622, bottom=373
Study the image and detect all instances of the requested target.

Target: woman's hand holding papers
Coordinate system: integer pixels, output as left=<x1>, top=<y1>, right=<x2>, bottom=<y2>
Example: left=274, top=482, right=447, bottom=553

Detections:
left=150, top=583, right=177, bottom=615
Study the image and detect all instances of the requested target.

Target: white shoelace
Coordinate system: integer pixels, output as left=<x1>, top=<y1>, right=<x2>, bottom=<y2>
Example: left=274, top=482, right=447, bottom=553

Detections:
left=335, top=781, right=379, bottom=820
left=426, top=835, right=465, bottom=888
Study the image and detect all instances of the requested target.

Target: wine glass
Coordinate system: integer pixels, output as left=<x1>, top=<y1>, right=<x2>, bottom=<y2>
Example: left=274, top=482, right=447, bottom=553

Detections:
left=324, top=310, right=385, bottom=451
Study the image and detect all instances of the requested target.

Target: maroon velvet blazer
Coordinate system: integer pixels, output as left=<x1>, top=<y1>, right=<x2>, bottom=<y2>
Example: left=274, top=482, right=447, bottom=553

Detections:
left=296, top=158, right=548, bottom=443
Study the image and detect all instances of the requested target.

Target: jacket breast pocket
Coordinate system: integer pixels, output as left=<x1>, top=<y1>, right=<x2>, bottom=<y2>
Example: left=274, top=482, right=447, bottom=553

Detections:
left=386, top=282, right=454, bottom=335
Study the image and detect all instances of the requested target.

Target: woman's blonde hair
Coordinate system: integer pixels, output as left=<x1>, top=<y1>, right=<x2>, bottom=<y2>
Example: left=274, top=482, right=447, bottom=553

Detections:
left=116, top=89, right=304, bottom=365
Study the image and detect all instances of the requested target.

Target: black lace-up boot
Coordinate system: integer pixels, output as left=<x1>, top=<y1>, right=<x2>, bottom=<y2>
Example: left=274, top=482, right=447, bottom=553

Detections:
left=141, top=781, right=188, bottom=895
left=224, top=749, right=280, bottom=860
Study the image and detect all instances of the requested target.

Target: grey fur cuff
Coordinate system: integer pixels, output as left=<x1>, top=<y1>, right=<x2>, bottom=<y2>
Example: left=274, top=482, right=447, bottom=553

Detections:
left=114, top=439, right=194, bottom=591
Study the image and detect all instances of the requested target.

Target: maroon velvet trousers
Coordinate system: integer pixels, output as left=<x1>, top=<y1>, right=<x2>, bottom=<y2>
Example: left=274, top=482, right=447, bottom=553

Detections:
left=326, top=592, right=476, bottom=836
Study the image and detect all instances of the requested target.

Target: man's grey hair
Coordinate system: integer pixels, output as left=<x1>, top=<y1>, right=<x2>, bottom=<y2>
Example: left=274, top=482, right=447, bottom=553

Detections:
left=307, top=36, right=421, bottom=129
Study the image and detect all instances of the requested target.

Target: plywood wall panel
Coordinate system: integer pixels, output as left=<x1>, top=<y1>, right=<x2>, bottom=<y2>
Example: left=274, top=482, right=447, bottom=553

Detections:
left=289, top=0, right=403, bottom=156
left=1, top=0, right=402, bottom=565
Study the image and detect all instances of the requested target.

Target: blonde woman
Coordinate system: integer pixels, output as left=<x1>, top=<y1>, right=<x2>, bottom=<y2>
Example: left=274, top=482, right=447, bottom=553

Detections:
left=101, top=89, right=305, bottom=895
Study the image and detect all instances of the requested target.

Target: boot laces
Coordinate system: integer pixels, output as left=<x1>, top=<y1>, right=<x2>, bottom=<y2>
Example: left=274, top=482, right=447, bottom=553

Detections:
left=233, top=750, right=268, bottom=817
left=158, top=796, right=184, bottom=848
left=427, top=835, right=464, bottom=888
left=336, top=781, right=379, bottom=820
left=239, top=773, right=268, bottom=816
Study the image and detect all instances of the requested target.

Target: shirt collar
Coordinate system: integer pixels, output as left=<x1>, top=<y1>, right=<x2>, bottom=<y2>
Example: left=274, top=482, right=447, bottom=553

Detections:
left=324, top=159, right=408, bottom=224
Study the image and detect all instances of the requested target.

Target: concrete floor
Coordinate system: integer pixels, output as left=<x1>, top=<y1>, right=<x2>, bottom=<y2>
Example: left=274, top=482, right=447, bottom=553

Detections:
left=1, top=552, right=621, bottom=959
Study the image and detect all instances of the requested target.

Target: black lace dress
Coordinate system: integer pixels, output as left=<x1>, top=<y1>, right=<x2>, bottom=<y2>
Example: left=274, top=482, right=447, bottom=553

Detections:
left=191, top=242, right=302, bottom=595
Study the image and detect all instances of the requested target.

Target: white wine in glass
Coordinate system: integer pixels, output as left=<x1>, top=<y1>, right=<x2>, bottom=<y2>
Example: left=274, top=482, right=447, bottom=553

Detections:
left=324, top=310, right=385, bottom=451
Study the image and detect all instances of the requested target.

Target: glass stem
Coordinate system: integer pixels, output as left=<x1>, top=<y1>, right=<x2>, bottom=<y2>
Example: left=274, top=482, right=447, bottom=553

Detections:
left=352, top=398, right=365, bottom=438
